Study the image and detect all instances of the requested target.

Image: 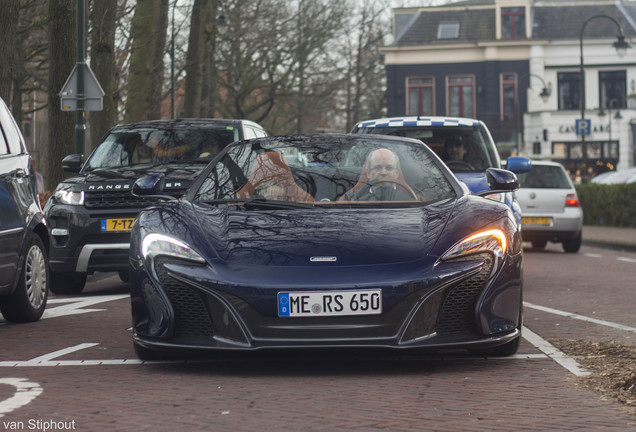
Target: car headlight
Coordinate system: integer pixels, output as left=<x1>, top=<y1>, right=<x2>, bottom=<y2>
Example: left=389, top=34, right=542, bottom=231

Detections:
left=141, top=233, right=205, bottom=278
left=440, top=228, right=507, bottom=262
left=54, top=189, right=85, bottom=205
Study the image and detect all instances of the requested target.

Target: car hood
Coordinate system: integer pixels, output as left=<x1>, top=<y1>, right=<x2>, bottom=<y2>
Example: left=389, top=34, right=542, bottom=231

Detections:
left=188, top=204, right=454, bottom=269
left=61, top=164, right=206, bottom=190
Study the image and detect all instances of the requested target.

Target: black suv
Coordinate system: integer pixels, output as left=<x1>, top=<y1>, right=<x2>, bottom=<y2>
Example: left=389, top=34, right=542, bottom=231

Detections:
left=44, top=118, right=267, bottom=294
left=0, top=96, right=49, bottom=322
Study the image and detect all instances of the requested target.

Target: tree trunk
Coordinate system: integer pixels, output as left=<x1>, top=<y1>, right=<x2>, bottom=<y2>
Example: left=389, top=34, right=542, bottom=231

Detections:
left=88, top=0, right=117, bottom=153
left=46, top=0, right=77, bottom=190
left=147, top=0, right=168, bottom=119
left=183, top=0, right=208, bottom=118
left=0, top=0, right=19, bottom=103
left=125, top=0, right=168, bottom=123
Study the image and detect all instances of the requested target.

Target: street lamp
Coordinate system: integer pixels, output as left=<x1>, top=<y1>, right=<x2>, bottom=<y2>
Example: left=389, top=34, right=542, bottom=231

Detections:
left=579, top=14, right=631, bottom=180
left=598, top=98, right=622, bottom=158
left=515, top=73, right=551, bottom=155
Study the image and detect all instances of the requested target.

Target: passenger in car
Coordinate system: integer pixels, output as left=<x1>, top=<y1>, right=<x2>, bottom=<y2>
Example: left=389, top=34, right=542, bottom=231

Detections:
left=236, top=152, right=314, bottom=202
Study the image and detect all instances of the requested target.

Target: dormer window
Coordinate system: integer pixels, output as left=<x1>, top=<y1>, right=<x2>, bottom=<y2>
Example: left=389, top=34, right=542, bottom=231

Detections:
left=437, top=22, right=459, bottom=39
left=502, top=7, right=525, bottom=39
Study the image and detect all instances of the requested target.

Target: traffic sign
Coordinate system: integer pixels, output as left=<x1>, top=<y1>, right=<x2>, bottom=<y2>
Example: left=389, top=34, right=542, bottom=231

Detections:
left=59, top=64, right=105, bottom=111
left=575, top=119, right=591, bottom=136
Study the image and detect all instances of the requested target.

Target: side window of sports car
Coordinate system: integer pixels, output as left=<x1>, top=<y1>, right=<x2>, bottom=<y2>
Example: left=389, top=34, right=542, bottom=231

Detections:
left=195, top=158, right=237, bottom=201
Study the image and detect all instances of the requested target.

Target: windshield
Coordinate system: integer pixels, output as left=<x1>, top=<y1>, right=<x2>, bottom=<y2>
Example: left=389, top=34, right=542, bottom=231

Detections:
left=194, top=135, right=456, bottom=207
left=517, top=165, right=573, bottom=189
left=84, top=124, right=240, bottom=170
left=355, top=125, right=499, bottom=173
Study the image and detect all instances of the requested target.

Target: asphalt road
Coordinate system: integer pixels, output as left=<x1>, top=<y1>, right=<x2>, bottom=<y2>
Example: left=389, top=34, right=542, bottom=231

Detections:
left=0, top=241, right=635, bottom=431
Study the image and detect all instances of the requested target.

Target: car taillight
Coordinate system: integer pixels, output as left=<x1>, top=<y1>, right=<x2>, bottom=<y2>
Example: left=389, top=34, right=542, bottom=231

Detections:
left=565, top=193, right=579, bottom=207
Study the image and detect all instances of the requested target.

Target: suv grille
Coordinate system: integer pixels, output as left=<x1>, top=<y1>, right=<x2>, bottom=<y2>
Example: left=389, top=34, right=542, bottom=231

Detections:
left=84, top=189, right=186, bottom=209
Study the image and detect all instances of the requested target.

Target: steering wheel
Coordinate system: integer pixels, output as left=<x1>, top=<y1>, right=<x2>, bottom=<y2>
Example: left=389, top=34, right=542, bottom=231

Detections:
left=354, top=179, right=419, bottom=201
left=445, top=160, right=475, bottom=171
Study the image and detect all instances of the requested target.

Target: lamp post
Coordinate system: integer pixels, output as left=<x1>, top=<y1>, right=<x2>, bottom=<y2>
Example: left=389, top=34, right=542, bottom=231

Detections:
left=579, top=14, right=630, bottom=181
left=515, top=73, right=551, bottom=155
left=598, top=98, right=623, bottom=161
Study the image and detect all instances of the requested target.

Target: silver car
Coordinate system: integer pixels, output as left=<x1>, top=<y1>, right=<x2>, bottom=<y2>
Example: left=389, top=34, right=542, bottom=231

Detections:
left=516, top=160, right=583, bottom=253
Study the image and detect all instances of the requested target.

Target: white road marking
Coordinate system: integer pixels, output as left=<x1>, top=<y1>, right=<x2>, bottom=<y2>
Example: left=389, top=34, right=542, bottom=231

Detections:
left=42, top=294, right=129, bottom=320
left=584, top=253, right=602, bottom=258
left=524, top=302, right=636, bottom=333
left=0, top=378, right=43, bottom=418
left=616, top=256, right=636, bottom=263
left=27, top=343, right=99, bottom=364
left=521, top=326, right=589, bottom=377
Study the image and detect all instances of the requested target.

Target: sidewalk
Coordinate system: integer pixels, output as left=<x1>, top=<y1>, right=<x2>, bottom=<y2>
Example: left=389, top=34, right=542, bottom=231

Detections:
left=582, top=225, right=636, bottom=252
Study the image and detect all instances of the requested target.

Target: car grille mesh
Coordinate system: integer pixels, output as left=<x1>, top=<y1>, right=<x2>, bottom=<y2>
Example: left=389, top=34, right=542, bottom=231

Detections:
left=84, top=189, right=185, bottom=209
left=436, top=253, right=494, bottom=333
left=155, top=257, right=214, bottom=338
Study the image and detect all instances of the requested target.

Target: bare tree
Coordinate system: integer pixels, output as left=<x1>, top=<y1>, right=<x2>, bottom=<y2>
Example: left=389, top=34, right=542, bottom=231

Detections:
left=124, top=0, right=169, bottom=123
left=182, top=0, right=211, bottom=117
left=343, top=0, right=389, bottom=130
left=46, top=0, right=77, bottom=189
left=88, top=0, right=118, bottom=152
left=0, top=0, right=19, bottom=103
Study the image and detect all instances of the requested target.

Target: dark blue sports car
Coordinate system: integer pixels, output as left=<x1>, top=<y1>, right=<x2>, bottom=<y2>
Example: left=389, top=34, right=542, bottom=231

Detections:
left=129, top=133, right=523, bottom=360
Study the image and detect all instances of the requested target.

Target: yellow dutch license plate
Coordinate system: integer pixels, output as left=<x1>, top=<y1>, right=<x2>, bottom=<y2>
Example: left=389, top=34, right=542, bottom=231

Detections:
left=521, top=216, right=552, bottom=226
left=101, top=218, right=135, bottom=232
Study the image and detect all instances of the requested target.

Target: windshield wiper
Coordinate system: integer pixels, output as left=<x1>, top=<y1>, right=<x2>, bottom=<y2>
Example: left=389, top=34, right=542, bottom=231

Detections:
left=204, top=196, right=315, bottom=209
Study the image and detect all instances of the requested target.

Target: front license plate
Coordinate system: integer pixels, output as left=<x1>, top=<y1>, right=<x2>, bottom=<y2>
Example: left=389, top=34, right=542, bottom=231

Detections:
left=278, top=289, right=382, bottom=317
left=101, top=218, right=135, bottom=232
left=521, top=216, right=552, bottom=226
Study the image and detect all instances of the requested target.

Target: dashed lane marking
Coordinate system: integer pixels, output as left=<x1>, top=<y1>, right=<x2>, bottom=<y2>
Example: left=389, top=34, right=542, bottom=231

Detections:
left=616, top=256, right=636, bottom=263
left=524, top=302, right=636, bottom=333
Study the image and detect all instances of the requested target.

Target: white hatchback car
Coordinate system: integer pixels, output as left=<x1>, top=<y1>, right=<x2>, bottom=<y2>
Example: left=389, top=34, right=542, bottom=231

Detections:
left=515, top=160, right=583, bottom=253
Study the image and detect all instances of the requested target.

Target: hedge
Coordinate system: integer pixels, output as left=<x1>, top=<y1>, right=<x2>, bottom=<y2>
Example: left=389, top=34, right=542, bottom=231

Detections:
left=575, top=183, right=636, bottom=227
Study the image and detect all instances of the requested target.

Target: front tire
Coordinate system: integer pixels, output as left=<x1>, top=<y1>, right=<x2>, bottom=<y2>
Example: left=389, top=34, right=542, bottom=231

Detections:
left=0, top=235, right=49, bottom=322
left=49, top=271, right=87, bottom=295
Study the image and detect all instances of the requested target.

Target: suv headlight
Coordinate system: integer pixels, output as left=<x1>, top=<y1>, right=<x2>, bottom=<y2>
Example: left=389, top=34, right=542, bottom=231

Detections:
left=54, top=189, right=85, bottom=205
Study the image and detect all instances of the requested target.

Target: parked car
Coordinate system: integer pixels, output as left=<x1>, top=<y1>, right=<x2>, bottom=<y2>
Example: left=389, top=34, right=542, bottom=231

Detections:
left=515, top=160, right=583, bottom=253
left=129, top=133, right=524, bottom=360
left=43, top=118, right=268, bottom=295
left=590, top=167, right=636, bottom=184
left=351, top=116, right=531, bottom=224
left=0, top=96, right=49, bottom=322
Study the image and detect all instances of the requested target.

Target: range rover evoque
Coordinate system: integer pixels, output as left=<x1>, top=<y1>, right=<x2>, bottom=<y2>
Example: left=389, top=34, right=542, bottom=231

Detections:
left=43, top=118, right=267, bottom=294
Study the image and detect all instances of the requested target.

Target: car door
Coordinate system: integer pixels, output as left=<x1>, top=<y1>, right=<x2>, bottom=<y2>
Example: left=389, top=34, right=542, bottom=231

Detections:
left=0, top=98, right=29, bottom=290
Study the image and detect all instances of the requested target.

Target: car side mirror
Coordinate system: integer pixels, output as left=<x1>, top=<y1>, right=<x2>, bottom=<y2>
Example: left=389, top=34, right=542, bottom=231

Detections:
left=478, top=168, right=519, bottom=196
left=132, top=174, right=175, bottom=200
left=62, top=154, right=83, bottom=172
left=504, top=156, right=532, bottom=174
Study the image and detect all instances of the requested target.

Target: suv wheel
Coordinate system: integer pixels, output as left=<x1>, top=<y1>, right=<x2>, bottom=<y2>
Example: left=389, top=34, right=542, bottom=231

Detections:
left=0, top=235, right=49, bottom=322
left=49, top=271, right=87, bottom=295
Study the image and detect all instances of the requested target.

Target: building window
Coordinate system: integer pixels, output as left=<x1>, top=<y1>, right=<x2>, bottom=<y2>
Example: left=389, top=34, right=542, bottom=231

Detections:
left=599, top=70, right=626, bottom=109
left=501, top=73, right=517, bottom=121
left=558, top=72, right=580, bottom=111
left=501, top=7, right=525, bottom=39
left=407, top=77, right=434, bottom=116
left=532, top=141, right=541, bottom=155
left=447, top=75, right=475, bottom=118
left=437, top=23, right=459, bottom=39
